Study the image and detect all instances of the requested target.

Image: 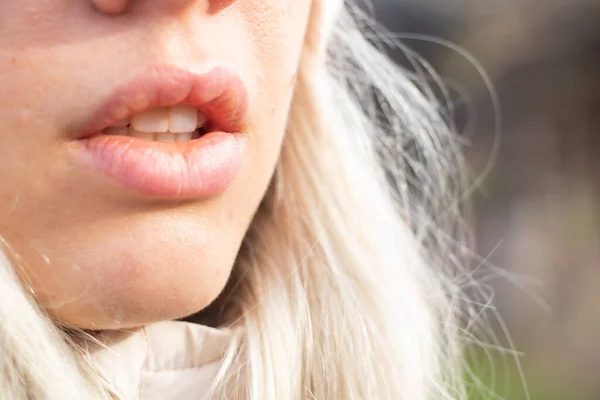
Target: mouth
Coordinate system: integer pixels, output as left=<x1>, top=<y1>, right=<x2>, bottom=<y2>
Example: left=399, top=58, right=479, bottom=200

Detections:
left=73, top=65, right=249, bottom=199
left=100, top=105, right=208, bottom=142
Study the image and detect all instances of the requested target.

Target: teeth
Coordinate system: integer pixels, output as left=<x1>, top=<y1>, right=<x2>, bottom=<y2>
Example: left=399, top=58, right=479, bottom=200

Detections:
left=130, top=108, right=169, bottom=133
left=176, top=132, right=193, bottom=142
left=129, top=130, right=155, bottom=141
left=155, top=133, right=176, bottom=143
left=169, top=105, right=198, bottom=133
left=104, top=106, right=207, bottom=141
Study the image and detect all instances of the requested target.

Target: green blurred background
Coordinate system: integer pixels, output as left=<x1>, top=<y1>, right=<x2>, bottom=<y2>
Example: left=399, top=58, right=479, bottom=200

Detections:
left=372, top=0, right=600, bottom=398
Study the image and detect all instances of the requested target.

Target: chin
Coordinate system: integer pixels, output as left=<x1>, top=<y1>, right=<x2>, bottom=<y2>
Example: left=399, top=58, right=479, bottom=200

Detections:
left=51, top=258, right=233, bottom=331
left=36, top=229, right=238, bottom=331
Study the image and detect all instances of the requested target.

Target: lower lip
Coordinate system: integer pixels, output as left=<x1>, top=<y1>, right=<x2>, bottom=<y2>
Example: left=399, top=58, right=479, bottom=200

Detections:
left=75, top=132, right=246, bottom=198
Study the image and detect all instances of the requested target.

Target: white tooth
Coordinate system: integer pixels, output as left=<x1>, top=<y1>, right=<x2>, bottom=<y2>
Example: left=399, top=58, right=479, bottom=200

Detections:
left=129, top=130, right=155, bottom=141
left=104, top=127, right=128, bottom=136
left=113, top=118, right=130, bottom=128
left=176, top=132, right=193, bottom=142
left=131, top=108, right=169, bottom=133
left=155, top=133, right=176, bottom=143
left=196, top=111, right=208, bottom=129
left=169, top=105, right=198, bottom=133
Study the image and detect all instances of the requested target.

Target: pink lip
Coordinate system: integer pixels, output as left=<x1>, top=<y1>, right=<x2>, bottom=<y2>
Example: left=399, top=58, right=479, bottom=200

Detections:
left=73, top=65, right=249, bottom=198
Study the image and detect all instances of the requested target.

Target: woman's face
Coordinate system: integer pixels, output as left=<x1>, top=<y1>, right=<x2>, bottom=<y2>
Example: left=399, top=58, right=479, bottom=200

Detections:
left=0, top=0, right=312, bottom=329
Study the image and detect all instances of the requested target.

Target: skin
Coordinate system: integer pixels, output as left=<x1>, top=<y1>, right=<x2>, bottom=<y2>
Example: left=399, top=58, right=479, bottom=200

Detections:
left=0, top=0, right=312, bottom=329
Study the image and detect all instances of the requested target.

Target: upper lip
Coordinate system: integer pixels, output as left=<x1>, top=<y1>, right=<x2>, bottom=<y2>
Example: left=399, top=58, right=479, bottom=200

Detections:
left=77, top=65, right=249, bottom=138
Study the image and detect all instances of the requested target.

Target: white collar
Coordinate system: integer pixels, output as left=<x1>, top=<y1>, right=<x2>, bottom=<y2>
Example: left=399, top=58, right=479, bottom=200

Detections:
left=89, top=321, right=231, bottom=399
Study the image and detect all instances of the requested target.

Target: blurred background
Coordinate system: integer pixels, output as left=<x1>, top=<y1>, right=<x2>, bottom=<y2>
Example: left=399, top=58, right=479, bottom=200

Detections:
left=370, top=0, right=600, bottom=399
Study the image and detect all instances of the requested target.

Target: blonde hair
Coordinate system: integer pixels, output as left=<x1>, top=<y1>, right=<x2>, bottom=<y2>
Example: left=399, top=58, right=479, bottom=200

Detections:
left=0, top=1, right=469, bottom=399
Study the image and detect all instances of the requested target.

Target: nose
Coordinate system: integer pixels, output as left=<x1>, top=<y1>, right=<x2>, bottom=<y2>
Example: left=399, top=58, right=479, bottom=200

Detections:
left=90, top=0, right=238, bottom=15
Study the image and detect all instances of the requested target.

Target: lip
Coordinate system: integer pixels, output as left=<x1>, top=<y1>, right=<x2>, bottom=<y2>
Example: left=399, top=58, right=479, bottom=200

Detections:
left=73, top=65, right=249, bottom=198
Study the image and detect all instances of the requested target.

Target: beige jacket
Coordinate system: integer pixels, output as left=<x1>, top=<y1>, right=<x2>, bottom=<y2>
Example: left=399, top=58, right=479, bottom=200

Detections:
left=90, top=321, right=230, bottom=400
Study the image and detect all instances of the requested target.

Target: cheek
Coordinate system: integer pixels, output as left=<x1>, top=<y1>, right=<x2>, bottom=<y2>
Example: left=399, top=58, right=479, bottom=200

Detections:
left=239, top=0, right=312, bottom=174
left=245, top=0, right=311, bottom=79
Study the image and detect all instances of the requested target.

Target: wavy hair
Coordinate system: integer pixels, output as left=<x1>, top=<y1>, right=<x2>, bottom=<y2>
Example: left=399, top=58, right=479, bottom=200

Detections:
left=0, top=1, right=469, bottom=399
